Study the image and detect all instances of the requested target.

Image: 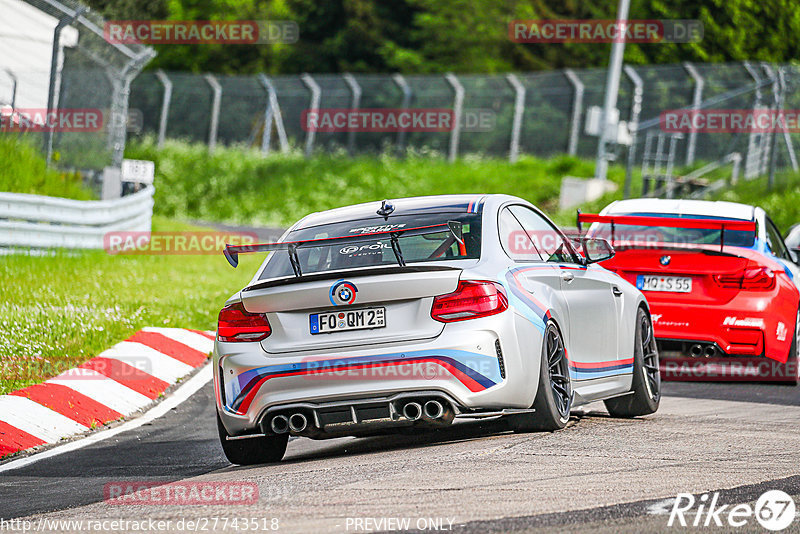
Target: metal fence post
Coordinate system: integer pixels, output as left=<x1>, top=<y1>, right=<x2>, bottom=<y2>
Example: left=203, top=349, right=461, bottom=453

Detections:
left=763, top=63, right=780, bottom=189
left=392, top=74, right=412, bottom=155
left=44, top=6, right=86, bottom=165
left=257, top=74, right=289, bottom=154
left=762, top=63, right=798, bottom=177
left=300, top=73, right=321, bottom=158
left=204, top=74, right=222, bottom=152
left=445, top=73, right=464, bottom=162
left=623, top=66, right=643, bottom=199
left=343, top=73, right=361, bottom=156
left=563, top=69, right=583, bottom=156
left=114, top=50, right=155, bottom=169
left=743, top=61, right=765, bottom=179
left=683, top=62, right=704, bottom=166
left=3, top=68, right=17, bottom=111
left=154, top=69, right=172, bottom=148
left=778, top=67, right=799, bottom=172
left=505, top=73, right=525, bottom=163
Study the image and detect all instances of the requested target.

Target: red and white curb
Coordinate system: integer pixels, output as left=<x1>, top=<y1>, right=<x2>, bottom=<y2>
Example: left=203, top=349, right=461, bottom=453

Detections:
left=0, top=327, right=215, bottom=459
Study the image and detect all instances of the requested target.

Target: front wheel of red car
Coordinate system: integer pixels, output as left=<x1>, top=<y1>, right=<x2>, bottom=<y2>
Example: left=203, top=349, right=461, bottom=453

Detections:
left=217, top=412, right=288, bottom=465
left=605, top=307, right=661, bottom=417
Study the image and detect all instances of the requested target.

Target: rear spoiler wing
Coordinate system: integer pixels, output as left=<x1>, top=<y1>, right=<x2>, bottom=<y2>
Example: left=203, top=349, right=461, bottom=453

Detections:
left=223, top=221, right=464, bottom=275
left=576, top=211, right=757, bottom=252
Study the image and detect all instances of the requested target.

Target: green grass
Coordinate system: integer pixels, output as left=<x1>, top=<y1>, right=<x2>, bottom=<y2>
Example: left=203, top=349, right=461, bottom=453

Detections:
left=127, top=138, right=632, bottom=227
left=0, top=135, right=94, bottom=200
left=0, top=217, right=261, bottom=394
left=712, top=171, right=800, bottom=232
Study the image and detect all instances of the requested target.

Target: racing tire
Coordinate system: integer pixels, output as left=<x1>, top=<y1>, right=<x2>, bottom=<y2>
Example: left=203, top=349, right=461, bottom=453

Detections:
left=513, top=321, right=573, bottom=432
left=604, top=307, right=661, bottom=417
left=217, top=412, right=288, bottom=465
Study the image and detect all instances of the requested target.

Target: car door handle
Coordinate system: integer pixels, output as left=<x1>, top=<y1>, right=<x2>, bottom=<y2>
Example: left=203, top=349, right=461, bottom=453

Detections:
left=561, top=271, right=575, bottom=283
left=612, top=286, right=623, bottom=297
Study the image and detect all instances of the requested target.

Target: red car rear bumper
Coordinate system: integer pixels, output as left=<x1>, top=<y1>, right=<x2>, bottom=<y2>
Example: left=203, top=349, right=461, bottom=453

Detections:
left=647, top=295, right=797, bottom=382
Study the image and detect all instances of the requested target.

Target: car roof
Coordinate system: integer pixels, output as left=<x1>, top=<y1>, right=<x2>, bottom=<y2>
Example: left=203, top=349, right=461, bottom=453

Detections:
left=601, top=198, right=756, bottom=221
left=294, top=194, right=489, bottom=229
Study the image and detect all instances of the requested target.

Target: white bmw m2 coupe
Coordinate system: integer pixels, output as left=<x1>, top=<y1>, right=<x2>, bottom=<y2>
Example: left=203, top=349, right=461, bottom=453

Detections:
left=214, top=195, right=659, bottom=464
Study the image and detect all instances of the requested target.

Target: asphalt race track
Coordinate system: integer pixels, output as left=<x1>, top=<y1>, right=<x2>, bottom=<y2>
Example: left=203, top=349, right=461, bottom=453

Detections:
left=3, top=377, right=800, bottom=533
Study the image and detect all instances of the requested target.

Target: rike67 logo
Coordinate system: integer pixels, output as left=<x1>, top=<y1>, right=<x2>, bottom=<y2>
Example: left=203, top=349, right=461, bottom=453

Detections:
left=668, top=490, right=796, bottom=531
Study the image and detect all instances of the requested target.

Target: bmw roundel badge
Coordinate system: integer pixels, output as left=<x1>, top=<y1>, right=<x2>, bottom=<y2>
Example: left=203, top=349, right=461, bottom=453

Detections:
left=660, top=255, right=671, bottom=266
left=329, top=280, right=358, bottom=306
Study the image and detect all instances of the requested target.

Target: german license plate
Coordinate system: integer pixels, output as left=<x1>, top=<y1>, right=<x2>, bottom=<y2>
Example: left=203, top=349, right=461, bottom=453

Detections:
left=637, top=275, right=692, bottom=293
left=309, top=307, right=386, bottom=334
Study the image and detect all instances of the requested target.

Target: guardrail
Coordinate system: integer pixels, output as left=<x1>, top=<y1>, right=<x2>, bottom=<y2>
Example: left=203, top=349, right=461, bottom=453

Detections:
left=0, top=186, right=154, bottom=250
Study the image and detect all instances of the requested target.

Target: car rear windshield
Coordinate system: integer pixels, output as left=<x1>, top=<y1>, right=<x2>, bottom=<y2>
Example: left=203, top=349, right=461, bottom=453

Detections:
left=589, top=213, right=756, bottom=248
left=258, top=212, right=482, bottom=280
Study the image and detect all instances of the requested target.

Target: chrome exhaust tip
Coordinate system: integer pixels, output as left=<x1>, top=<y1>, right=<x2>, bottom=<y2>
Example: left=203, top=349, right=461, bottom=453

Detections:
left=423, top=400, right=444, bottom=420
left=690, top=344, right=703, bottom=357
left=288, top=413, right=308, bottom=433
left=402, top=402, right=422, bottom=421
left=270, top=415, right=289, bottom=434
left=704, top=345, right=717, bottom=358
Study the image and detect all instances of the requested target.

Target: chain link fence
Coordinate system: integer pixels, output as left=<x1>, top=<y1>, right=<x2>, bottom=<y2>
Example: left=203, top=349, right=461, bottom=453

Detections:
left=128, top=62, right=800, bottom=192
left=3, top=7, right=798, bottom=199
left=0, top=0, right=154, bottom=180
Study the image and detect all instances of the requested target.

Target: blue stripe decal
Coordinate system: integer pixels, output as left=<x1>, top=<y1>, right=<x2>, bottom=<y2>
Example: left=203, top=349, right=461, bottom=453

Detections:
left=497, top=268, right=547, bottom=334
left=224, top=349, right=502, bottom=411
left=570, top=367, right=633, bottom=380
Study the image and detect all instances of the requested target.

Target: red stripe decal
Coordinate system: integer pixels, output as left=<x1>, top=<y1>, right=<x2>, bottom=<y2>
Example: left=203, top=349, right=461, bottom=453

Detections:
left=0, top=421, right=45, bottom=457
left=569, top=357, right=635, bottom=370
left=80, top=358, right=169, bottom=400
left=511, top=269, right=551, bottom=315
left=10, top=383, right=121, bottom=427
left=235, top=358, right=486, bottom=415
left=127, top=331, right=208, bottom=367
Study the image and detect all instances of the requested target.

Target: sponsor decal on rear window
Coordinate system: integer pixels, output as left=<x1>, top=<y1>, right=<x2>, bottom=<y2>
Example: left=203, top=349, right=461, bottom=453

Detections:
left=348, top=224, right=407, bottom=234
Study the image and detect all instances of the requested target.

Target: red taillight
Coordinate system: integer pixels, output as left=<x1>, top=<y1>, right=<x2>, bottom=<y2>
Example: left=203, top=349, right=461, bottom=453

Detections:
left=714, top=267, right=775, bottom=290
left=217, top=302, right=271, bottom=342
left=431, top=281, right=508, bottom=323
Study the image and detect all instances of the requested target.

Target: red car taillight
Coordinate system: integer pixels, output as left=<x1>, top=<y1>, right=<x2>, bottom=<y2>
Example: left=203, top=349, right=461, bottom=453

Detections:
left=431, top=281, right=508, bottom=323
left=217, top=302, right=271, bottom=342
left=714, top=267, right=776, bottom=290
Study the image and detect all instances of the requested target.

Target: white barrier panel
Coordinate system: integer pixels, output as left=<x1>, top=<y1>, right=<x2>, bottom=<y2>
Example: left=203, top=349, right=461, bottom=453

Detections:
left=0, top=185, right=154, bottom=250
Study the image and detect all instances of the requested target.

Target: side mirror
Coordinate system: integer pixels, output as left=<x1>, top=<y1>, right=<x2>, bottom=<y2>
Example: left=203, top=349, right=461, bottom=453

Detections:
left=573, top=237, right=615, bottom=264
